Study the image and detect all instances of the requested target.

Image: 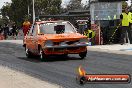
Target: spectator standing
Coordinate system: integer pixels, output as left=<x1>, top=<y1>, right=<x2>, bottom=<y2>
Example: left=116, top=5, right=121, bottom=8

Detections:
left=128, top=8, right=132, bottom=31
left=0, top=25, right=3, bottom=33
left=120, top=7, right=131, bottom=45
left=22, top=19, right=31, bottom=36
left=3, top=23, right=9, bottom=39
left=12, top=23, right=18, bottom=39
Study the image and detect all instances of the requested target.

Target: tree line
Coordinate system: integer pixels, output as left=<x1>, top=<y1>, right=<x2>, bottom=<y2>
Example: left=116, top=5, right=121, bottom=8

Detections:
left=0, top=0, right=89, bottom=26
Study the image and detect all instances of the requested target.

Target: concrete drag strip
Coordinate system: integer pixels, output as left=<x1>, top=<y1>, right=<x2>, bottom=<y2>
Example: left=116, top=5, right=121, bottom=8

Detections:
left=0, top=65, right=61, bottom=88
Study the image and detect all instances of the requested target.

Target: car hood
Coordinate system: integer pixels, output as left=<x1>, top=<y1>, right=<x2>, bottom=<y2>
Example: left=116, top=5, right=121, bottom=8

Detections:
left=41, top=33, right=86, bottom=41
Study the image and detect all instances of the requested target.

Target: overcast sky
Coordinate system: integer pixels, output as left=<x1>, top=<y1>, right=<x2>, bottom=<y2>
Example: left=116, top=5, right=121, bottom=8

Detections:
left=0, top=0, right=131, bottom=9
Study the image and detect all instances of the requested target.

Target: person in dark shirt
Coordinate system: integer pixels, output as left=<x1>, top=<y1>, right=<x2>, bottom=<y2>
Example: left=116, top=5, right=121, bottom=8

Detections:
left=120, top=7, right=131, bottom=45
left=3, top=23, right=9, bottom=39
left=0, top=25, right=3, bottom=33
left=12, top=23, right=18, bottom=39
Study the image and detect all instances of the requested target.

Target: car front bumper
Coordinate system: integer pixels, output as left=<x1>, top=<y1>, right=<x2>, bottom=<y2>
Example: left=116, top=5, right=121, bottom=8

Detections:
left=43, top=43, right=89, bottom=49
left=43, top=43, right=88, bottom=55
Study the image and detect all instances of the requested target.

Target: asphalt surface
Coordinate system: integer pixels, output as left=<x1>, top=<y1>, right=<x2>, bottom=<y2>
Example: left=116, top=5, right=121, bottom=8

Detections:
left=0, top=41, right=132, bottom=88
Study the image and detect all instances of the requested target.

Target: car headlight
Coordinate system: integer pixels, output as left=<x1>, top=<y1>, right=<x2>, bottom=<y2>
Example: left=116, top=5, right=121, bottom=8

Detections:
left=79, top=38, right=88, bottom=43
left=45, top=40, right=53, bottom=47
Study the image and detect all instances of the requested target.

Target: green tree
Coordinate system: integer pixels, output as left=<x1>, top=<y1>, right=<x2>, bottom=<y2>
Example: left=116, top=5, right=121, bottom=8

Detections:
left=1, top=0, right=62, bottom=26
left=0, top=3, right=11, bottom=24
left=66, top=0, right=83, bottom=10
left=35, top=0, right=62, bottom=15
left=83, top=1, right=90, bottom=10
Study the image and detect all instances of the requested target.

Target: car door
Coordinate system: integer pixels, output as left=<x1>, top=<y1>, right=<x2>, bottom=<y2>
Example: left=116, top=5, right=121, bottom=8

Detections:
left=32, top=24, right=38, bottom=53
left=27, top=24, right=36, bottom=52
left=26, top=25, right=33, bottom=51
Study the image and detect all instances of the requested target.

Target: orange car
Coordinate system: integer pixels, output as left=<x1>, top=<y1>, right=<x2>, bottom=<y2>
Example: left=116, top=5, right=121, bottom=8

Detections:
left=23, top=20, right=88, bottom=61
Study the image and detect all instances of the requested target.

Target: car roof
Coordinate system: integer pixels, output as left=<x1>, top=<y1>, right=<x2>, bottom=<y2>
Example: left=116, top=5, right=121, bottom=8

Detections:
left=35, top=20, right=68, bottom=24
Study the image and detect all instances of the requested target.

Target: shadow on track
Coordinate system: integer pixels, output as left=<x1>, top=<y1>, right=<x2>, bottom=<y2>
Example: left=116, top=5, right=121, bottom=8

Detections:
left=17, top=55, right=82, bottom=63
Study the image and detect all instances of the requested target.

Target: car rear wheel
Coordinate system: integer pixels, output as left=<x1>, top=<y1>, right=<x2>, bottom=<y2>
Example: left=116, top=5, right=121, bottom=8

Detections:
left=39, top=47, right=47, bottom=61
left=79, top=50, right=87, bottom=59
left=25, top=46, right=32, bottom=58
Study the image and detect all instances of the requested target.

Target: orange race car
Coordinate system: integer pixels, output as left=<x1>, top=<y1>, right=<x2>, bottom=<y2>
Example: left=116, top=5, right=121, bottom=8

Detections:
left=23, top=20, right=88, bottom=61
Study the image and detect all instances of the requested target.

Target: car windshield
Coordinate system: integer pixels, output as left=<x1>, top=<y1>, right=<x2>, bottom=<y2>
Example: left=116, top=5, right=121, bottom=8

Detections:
left=39, top=21, right=76, bottom=34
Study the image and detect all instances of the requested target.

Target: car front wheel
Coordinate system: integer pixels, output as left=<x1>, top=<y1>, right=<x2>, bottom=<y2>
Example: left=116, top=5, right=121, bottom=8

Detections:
left=25, top=46, right=32, bottom=58
left=79, top=50, right=87, bottom=59
left=39, top=47, right=47, bottom=61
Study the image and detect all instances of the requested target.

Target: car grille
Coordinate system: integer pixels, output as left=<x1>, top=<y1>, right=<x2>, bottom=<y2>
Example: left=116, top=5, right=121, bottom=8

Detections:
left=47, top=48, right=66, bottom=52
left=53, top=42, right=60, bottom=45
left=66, top=40, right=79, bottom=45
left=53, top=40, right=79, bottom=46
left=47, top=47, right=80, bottom=52
left=54, top=48, right=66, bottom=51
left=67, top=47, right=79, bottom=50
